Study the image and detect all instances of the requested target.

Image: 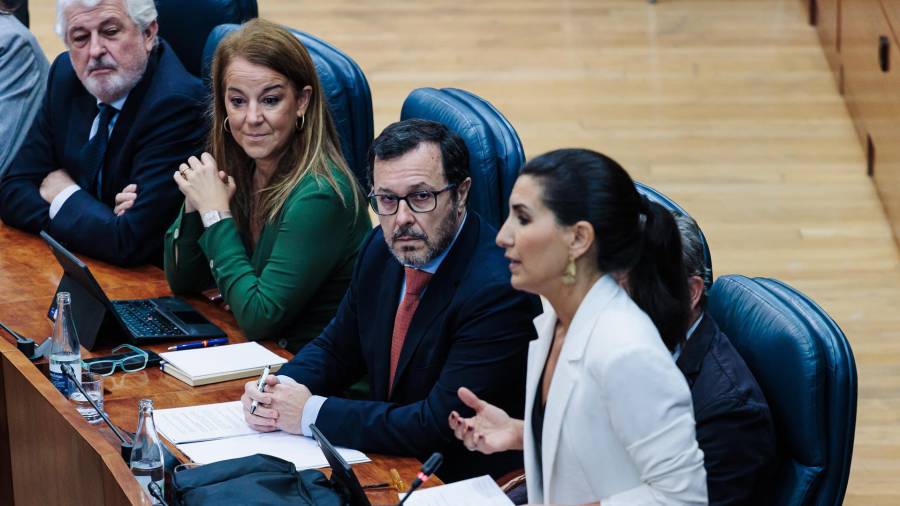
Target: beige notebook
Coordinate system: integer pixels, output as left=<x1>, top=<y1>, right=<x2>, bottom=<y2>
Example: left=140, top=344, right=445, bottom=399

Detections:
left=159, top=342, right=287, bottom=386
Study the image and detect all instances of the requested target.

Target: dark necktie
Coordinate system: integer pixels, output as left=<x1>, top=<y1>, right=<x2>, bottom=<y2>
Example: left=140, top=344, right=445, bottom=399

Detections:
left=388, top=267, right=433, bottom=394
left=80, top=103, right=115, bottom=198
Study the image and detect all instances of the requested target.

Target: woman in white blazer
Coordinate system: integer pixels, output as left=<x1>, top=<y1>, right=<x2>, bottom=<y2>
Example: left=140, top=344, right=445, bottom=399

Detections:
left=449, top=149, right=707, bottom=505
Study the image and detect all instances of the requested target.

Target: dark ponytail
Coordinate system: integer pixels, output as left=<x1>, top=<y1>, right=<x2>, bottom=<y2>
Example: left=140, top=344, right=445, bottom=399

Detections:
left=629, top=199, right=691, bottom=350
left=520, top=148, right=690, bottom=350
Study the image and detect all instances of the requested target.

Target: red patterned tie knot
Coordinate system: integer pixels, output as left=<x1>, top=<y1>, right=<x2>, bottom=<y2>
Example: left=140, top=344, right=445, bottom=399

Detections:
left=404, top=267, right=432, bottom=297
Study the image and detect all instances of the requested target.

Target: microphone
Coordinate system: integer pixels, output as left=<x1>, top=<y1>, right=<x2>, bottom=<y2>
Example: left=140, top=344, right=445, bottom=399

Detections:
left=397, top=452, right=443, bottom=506
left=61, top=364, right=133, bottom=462
left=0, top=320, right=46, bottom=360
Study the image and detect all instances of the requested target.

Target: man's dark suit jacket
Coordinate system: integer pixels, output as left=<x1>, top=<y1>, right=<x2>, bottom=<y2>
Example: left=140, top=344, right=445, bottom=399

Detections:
left=278, top=212, right=539, bottom=483
left=677, top=313, right=776, bottom=506
left=0, top=40, right=207, bottom=266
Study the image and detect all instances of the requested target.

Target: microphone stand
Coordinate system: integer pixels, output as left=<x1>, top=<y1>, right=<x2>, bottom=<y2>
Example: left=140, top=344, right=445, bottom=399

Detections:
left=148, top=482, right=170, bottom=506
left=397, top=452, right=443, bottom=506
left=0, top=320, right=49, bottom=360
left=61, top=364, right=133, bottom=462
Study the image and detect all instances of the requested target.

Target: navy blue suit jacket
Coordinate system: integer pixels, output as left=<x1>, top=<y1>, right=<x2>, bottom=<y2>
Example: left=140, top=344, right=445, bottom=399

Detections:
left=278, top=212, right=539, bottom=482
left=0, top=40, right=207, bottom=266
left=677, top=313, right=776, bottom=506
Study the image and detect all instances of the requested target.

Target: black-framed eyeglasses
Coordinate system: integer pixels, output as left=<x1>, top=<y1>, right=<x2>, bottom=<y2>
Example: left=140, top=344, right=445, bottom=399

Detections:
left=82, top=344, right=149, bottom=376
left=367, top=184, right=457, bottom=216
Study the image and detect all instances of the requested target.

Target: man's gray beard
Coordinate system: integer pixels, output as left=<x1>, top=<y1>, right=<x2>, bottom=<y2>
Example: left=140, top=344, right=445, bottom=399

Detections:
left=83, top=54, right=149, bottom=103
left=391, top=209, right=462, bottom=268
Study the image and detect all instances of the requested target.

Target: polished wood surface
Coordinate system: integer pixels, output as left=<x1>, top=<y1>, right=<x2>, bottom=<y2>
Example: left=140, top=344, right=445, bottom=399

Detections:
left=19, top=0, right=900, bottom=503
left=0, top=225, right=432, bottom=505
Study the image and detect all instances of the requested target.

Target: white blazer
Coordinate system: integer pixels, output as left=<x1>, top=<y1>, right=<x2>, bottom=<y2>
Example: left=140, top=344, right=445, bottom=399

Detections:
left=524, top=275, right=707, bottom=505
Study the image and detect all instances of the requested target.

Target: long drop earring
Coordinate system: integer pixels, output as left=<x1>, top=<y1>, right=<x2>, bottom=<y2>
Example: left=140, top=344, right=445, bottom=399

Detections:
left=562, top=259, right=577, bottom=285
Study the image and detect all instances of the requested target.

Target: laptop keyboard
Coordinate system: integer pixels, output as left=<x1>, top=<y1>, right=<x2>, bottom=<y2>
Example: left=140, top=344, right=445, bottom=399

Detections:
left=113, top=300, right=182, bottom=337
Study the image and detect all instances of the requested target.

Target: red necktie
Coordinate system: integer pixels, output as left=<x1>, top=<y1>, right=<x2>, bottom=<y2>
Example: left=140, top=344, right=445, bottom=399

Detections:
left=389, top=267, right=433, bottom=393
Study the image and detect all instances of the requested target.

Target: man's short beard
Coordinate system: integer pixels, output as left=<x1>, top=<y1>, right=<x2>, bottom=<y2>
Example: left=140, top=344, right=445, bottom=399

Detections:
left=389, top=206, right=462, bottom=268
left=83, top=52, right=149, bottom=103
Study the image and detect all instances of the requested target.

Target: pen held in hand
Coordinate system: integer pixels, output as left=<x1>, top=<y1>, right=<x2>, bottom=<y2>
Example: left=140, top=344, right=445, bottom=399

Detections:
left=249, top=365, right=271, bottom=415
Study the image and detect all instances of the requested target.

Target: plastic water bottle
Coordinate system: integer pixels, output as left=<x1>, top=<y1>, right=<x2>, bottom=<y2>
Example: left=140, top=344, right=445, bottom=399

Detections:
left=130, top=399, right=165, bottom=503
left=48, top=292, right=81, bottom=395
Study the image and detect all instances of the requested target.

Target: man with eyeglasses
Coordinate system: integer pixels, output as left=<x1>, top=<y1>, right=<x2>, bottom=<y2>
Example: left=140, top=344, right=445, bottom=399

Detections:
left=240, top=118, right=539, bottom=482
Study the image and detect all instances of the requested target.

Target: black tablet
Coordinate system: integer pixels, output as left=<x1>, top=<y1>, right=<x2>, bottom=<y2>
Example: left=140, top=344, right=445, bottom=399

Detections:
left=309, top=424, right=371, bottom=506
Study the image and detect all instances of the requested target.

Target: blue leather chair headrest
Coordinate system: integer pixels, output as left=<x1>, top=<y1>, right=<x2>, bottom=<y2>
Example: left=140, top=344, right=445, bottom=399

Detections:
left=156, top=0, right=257, bottom=77
left=708, top=275, right=857, bottom=505
left=202, top=24, right=374, bottom=186
left=400, top=88, right=525, bottom=229
left=634, top=181, right=713, bottom=288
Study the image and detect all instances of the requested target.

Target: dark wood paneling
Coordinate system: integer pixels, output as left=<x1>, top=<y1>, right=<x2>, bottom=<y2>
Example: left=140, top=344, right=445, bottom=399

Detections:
left=1, top=345, right=144, bottom=505
left=869, top=76, right=900, bottom=243
left=0, top=339, right=14, bottom=506
left=838, top=0, right=900, bottom=245
left=840, top=0, right=892, bottom=146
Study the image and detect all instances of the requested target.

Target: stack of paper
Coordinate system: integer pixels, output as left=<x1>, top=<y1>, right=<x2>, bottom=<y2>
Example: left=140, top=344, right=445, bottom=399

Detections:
left=155, top=401, right=370, bottom=470
left=159, top=342, right=287, bottom=386
left=400, top=475, right=514, bottom=505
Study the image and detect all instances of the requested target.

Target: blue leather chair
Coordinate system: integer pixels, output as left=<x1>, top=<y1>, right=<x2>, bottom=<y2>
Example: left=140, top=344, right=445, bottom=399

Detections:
left=155, top=0, right=257, bottom=77
left=707, top=275, right=857, bottom=506
left=203, top=24, right=374, bottom=186
left=400, top=88, right=525, bottom=229
left=634, top=181, right=713, bottom=288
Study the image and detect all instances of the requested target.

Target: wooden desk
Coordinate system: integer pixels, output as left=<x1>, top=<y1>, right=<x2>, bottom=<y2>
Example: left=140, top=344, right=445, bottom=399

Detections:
left=0, top=224, right=433, bottom=505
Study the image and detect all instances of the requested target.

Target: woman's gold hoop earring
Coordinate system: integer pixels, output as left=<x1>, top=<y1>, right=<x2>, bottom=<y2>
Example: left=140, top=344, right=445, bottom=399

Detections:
left=223, top=117, right=232, bottom=133
left=562, top=259, right=577, bottom=285
left=297, top=114, right=305, bottom=131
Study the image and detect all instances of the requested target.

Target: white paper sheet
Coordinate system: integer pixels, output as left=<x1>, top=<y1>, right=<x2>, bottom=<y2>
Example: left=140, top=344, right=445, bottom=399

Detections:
left=400, top=475, right=514, bottom=506
left=177, top=431, right=370, bottom=471
left=155, top=401, right=256, bottom=444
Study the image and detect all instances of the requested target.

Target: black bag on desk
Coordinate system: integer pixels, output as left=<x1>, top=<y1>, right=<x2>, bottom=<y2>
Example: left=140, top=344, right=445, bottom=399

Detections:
left=172, top=454, right=343, bottom=506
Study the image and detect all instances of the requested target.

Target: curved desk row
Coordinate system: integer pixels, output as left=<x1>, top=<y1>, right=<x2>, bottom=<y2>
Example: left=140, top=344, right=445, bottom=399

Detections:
left=0, top=224, right=434, bottom=505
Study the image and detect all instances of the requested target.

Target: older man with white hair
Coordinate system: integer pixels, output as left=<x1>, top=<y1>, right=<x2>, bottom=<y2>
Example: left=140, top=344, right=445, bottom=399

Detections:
left=0, top=0, right=206, bottom=266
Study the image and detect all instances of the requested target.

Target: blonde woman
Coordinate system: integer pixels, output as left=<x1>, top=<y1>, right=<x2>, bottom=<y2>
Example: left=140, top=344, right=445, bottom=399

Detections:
left=162, top=19, right=370, bottom=353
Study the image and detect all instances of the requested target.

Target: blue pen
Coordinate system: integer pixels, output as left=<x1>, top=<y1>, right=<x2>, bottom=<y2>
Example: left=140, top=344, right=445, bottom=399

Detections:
left=167, top=337, right=228, bottom=351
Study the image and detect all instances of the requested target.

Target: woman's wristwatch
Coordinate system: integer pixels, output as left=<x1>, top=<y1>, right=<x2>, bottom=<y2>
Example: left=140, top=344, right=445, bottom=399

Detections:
left=201, top=210, right=233, bottom=228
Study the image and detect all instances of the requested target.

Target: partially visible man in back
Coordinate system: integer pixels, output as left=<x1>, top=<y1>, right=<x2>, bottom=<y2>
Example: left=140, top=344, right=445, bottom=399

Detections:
left=0, top=0, right=206, bottom=266
left=0, top=0, right=48, bottom=177
left=673, top=213, right=776, bottom=506
left=241, top=119, right=538, bottom=482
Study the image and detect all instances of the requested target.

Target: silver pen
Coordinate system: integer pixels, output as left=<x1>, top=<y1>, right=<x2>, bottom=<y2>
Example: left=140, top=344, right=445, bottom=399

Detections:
left=249, top=365, right=271, bottom=415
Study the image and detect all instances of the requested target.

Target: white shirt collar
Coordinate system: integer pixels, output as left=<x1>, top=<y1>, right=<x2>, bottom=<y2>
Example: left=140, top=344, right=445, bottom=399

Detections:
left=97, top=92, right=129, bottom=111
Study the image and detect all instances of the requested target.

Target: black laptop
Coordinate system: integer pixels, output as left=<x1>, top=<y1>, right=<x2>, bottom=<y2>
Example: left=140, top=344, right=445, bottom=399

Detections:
left=41, top=231, right=226, bottom=350
left=310, top=424, right=371, bottom=506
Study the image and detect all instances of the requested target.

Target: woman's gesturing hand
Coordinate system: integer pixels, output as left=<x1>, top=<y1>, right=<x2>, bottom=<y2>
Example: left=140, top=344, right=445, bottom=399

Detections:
left=448, top=386, right=524, bottom=454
